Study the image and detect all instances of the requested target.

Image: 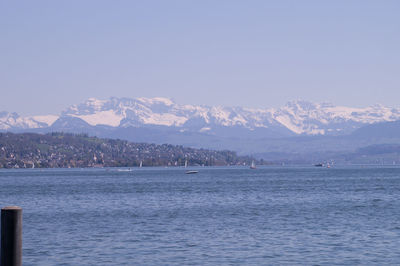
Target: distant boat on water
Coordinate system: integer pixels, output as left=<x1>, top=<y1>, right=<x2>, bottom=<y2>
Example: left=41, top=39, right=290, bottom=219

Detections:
left=314, top=163, right=332, bottom=168
left=185, top=170, right=198, bottom=174
left=139, top=161, right=143, bottom=168
left=184, top=159, right=198, bottom=174
left=117, top=168, right=133, bottom=172
left=250, top=161, right=256, bottom=169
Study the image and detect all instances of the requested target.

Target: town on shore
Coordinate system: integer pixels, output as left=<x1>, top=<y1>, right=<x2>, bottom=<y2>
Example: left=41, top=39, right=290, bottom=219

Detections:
left=0, top=132, right=259, bottom=169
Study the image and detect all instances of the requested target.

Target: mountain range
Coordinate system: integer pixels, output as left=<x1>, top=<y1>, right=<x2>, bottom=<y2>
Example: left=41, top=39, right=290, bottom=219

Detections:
left=2, top=97, right=400, bottom=160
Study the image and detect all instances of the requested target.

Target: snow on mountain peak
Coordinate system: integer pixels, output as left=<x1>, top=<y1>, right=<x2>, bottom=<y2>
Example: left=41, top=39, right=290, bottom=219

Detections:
left=2, top=97, right=400, bottom=136
left=136, top=97, right=174, bottom=106
left=0, top=112, right=58, bottom=130
left=271, top=100, right=400, bottom=135
left=86, top=98, right=106, bottom=107
left=31, top=115, right=59, bottom=126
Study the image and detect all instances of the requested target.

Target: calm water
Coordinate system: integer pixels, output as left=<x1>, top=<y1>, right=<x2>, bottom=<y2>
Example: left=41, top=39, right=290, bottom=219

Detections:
left=1, top=166, right=400, bottom=265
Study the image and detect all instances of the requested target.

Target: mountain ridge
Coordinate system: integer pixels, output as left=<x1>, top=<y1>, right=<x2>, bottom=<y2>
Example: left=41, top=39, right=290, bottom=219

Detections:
left=2, top=97, right=399, bottom=136
left=3, top=97, right=400, bottom=157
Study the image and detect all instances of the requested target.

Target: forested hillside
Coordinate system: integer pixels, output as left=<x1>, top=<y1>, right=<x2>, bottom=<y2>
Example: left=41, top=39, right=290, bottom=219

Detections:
left=0, top=132, right=254, bottom=168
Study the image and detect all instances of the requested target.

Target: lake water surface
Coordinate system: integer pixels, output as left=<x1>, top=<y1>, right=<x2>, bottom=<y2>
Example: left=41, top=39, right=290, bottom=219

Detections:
left=1, top=166, right=400, bottom=265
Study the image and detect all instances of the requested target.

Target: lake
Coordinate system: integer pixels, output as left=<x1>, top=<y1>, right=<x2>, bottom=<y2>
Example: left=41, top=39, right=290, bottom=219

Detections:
left=1, top=166, right=400, bottom=265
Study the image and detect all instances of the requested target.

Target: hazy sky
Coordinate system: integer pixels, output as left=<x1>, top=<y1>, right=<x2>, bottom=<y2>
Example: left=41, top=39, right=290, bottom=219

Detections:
left=1, top=0, right=399, bottom=115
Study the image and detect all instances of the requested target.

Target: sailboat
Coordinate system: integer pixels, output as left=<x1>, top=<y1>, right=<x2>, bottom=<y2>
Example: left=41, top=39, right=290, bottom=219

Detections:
left=184, top=159, right=198, bottom=174
left=250, top=160, right=256, bottom=169
left=139, top=161, right=143, bottom=168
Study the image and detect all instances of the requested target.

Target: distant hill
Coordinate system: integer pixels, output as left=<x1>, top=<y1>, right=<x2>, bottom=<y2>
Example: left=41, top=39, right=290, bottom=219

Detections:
left=0, top=132, right=255, bottom=169
left=254, top=143, right=400, bottom=165
left=351, top=120, right=400, bottom=139
left=339, top=144, right=400, bottom=165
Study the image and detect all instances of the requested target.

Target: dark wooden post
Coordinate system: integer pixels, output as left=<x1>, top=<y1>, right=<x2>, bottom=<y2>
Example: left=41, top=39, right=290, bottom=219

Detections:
left=1, top=206, right=22, bottom=266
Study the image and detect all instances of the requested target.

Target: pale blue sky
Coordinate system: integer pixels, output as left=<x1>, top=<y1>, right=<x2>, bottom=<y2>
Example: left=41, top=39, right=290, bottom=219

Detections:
left=1, top=0, right=399, bottom=115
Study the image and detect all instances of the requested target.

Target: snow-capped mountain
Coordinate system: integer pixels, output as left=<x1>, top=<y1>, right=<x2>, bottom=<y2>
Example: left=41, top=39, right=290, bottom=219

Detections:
left=272, top=100, right=400, bottom=135
left=59, top=97, right=400, bottom=135
left=0, top=112, right=58, bottom=130
left=59, top=97, right=287, bottom=134
left=2, top=97, right=400, bottom=136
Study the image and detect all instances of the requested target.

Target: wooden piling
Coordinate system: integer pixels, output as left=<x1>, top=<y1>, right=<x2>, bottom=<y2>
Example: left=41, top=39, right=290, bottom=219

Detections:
left=1, top=206, right=22, bottom=266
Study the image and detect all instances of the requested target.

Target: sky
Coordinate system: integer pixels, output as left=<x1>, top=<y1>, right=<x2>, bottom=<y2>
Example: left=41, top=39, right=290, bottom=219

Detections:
left=1, top=0, right=399, bottom=115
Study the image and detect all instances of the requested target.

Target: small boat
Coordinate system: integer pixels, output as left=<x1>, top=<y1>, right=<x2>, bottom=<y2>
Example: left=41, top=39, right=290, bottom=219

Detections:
left=250, top=161, right=256, bottom=169
left=117, top=168, right=133, bottom=172
left=139, top=161, right=143, bottom=168
left=185, top=170, right=198, bottom=174
left=314, top=163, right=323, bottom=167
